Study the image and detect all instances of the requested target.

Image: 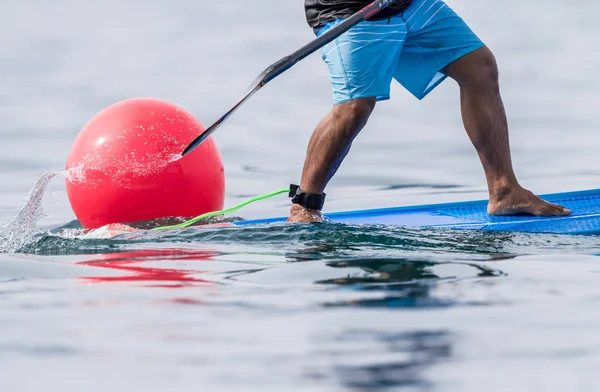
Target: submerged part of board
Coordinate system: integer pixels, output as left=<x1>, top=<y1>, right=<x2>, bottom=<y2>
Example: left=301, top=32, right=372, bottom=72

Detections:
left=234, top=188, right=600, bottom=235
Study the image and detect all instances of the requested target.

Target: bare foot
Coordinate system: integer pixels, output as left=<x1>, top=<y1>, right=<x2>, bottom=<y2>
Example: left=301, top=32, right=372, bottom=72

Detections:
left=488, top=186, right=571, bottom=216
left=287, top=204, right=325, bottom=223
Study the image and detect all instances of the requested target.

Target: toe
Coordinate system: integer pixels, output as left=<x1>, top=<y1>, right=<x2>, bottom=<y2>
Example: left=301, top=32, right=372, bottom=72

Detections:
left=538, top=203, right=571, bottom=216
left=558, top=206, right=572, bottom=216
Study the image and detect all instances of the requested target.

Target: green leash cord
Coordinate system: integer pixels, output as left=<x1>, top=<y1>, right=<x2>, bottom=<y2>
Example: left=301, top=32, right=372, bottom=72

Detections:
left=151, top=188, right=290, bottom=231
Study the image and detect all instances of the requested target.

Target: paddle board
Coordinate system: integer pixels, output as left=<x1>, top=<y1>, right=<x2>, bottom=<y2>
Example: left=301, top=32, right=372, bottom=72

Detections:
left=234, top=188, right=600, bottom=235
left=81, top=188, right=600, bottom=237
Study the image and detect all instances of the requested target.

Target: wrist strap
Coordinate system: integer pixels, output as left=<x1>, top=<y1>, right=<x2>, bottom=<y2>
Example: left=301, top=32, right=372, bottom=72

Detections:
left=289, top=184, right=326, bottom=211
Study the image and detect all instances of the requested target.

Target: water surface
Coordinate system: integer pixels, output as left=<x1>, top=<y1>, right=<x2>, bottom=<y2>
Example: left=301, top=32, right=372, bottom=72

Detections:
left=1, top=0, right=600, bottom=390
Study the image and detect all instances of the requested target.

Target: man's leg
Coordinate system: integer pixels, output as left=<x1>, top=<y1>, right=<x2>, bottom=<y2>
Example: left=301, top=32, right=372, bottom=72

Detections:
left=443, top=46, right=570, bottom=216
left=288, top=98, right=376, bottom=222
left=287, top=14, right=407, bottom=223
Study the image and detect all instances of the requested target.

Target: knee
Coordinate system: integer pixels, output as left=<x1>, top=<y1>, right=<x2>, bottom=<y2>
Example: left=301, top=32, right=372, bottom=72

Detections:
left=477, top=51, right=500, bottom=91
left=333, top=97, right=376, bottom=127
left=451, top=47, right=500, bottom=92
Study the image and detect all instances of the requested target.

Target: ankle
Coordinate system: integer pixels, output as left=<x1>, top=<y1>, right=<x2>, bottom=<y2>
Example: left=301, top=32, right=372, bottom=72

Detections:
left=289, top=203, right=324, bottom=222
left=488, top=178, right=521, bottom=202
left=290, top=203, right=320, bottom=214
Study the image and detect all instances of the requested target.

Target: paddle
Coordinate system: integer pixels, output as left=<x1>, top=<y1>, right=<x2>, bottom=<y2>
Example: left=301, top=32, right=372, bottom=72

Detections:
left=181, top=0, right=396, bottom=156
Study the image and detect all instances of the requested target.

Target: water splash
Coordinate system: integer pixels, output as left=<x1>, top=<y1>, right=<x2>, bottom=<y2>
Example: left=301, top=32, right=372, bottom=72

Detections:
left=0, top=150, right=214, bottom=254
left=0, top=171, right=60, bottom=253
left=65, top=132, right=187, bottom=189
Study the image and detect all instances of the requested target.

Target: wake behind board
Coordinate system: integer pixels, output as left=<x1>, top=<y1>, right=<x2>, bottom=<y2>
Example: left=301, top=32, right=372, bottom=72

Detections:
left=234, top=188, right=600, bottom=235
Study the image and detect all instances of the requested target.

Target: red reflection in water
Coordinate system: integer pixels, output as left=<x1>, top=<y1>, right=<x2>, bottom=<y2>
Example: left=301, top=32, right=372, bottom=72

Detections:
left=76, top=248, right=219, bottom=288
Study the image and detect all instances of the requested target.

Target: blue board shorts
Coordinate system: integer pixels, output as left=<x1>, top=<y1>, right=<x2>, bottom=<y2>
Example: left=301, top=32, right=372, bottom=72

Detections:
left=316, top=0, right=485, bottom=104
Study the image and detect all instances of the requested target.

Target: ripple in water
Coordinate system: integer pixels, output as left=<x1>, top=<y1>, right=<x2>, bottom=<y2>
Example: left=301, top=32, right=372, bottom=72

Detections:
left=6, top=170, right=600, bottom=265
left=22, top=218, right=600, bottom=261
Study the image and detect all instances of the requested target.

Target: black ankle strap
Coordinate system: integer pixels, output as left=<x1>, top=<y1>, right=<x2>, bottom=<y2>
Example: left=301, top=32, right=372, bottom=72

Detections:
left=289, top=184, right=326, bottom=211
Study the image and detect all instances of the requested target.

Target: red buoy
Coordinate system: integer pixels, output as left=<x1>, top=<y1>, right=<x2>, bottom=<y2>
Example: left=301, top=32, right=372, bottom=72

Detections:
left=65, top=98, right=225, bottom=229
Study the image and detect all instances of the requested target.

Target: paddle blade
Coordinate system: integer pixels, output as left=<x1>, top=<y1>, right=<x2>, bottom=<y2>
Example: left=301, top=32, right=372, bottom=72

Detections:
left=182, top=128, right=211, bottom=156
left=182, top=59, right=294, bottom=157
left=182, top=85, right=260, bottom=157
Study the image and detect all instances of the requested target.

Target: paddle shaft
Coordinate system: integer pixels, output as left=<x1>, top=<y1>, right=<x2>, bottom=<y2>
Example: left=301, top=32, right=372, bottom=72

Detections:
left=181, top=0, right=395, bottom=156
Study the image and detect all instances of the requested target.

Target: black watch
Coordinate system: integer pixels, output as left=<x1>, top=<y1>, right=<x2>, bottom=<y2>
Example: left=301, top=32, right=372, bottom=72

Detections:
left=289, top=184, right=326, bottom=211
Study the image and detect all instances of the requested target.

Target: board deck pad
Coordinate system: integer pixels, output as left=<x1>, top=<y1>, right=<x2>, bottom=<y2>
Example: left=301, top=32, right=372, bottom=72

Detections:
left=234, top=188, right=600, bottom=235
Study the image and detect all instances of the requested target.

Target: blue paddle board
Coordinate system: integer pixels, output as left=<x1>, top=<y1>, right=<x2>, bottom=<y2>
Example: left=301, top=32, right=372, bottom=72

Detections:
left=234, top=188, right=600, bottom=235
